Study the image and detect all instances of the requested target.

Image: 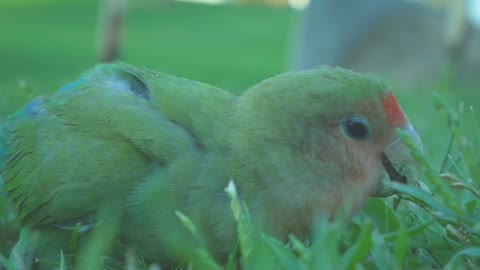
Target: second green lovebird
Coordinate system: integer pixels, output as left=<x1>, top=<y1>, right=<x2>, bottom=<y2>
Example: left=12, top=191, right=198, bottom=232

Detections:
left=0, top=63, right=422, bottom=268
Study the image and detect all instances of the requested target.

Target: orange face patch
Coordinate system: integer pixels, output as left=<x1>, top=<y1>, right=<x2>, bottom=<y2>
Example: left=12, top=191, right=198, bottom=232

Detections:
left=382, top=92, right=407, bottom=127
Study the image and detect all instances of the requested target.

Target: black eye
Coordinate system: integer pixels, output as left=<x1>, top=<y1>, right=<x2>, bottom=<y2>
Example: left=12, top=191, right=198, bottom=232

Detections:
left=341, top=115, right=372, bottom=141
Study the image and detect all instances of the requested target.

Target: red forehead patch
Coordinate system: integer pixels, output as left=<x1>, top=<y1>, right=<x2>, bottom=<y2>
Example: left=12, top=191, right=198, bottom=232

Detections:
left=383, top=92, right=407, bottom=127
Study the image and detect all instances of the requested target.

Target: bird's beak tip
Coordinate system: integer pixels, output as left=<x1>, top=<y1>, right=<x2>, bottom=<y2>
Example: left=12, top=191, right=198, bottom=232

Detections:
left=373, top=122, right=423, bottom=197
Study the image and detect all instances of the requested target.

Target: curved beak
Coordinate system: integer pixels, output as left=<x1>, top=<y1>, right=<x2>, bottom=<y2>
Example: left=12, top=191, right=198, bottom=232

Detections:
left=373, top=122, right=423, bottom=197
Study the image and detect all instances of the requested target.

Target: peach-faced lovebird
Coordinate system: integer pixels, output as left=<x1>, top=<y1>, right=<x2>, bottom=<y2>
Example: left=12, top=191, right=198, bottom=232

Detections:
left=0, top=64, right=421, bottom=269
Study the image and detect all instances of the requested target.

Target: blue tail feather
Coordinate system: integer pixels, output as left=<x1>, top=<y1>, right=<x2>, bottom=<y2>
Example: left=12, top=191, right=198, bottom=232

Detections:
left=0, top=119, right=9, bottom=174
left=0, top=97, right=45, bottom=178
left=1, top=75, right=83, bottom=173
left=0, top=117, right=9, bottom=196
left=1, top=75, right=84, bottom=195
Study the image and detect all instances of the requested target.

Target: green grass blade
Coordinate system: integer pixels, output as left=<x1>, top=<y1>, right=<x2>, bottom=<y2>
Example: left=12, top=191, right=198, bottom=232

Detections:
left=340, top=223, right=374, bottom=270
left=0, top=253, right=15, bottom=270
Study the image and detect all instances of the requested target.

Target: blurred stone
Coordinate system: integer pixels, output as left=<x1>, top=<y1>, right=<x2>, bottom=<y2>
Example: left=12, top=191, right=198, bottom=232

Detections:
left=292, top=0, right=480, bottom=89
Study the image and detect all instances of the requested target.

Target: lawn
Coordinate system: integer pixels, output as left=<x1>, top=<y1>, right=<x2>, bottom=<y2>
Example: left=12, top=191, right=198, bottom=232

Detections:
left=0, top=0, right=293, bottom=121
left=1, top=0, right=480, bottom=269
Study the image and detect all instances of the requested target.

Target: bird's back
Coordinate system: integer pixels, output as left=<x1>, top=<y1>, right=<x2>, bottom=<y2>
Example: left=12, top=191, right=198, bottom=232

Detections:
left=2, top=63, right=236, bottom=229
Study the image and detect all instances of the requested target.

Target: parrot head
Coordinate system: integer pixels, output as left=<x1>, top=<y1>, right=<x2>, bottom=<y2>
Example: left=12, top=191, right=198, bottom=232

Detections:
left=231, top=67, right=421, bottom=235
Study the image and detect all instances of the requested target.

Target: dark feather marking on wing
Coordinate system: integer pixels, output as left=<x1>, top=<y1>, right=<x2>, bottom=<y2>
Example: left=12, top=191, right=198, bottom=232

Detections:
left=118, top=70, right=150, bottom=100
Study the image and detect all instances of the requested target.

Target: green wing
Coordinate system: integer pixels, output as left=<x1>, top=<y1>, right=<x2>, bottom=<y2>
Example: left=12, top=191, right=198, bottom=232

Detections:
left=2, top=63, right=235, bottom=228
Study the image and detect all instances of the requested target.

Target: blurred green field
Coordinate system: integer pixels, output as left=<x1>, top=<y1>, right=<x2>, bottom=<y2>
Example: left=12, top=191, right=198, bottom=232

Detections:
left=0, top=0, right=293, bottom=121
left=1, top=0, right=480, bottom=269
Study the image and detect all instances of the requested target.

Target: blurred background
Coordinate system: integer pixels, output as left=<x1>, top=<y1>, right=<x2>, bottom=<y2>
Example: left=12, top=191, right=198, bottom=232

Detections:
left=0, top=0, right=479, bottom=259
left=0, top=0, right=479, bottom=166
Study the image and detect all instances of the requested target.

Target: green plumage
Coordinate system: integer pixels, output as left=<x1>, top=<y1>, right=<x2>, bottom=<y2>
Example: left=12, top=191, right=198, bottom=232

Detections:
left=6, top=64, right=232, bottom=224
left=1, top=63, right=419, bottom=269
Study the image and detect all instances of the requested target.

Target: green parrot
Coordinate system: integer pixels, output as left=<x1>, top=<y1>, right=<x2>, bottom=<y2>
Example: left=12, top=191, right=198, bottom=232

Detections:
left=0, top=63, right=422, bottom=269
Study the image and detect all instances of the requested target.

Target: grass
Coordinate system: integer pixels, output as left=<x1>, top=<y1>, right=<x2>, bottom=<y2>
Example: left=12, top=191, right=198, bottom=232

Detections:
left=1, top=0, right=480, bottom=269
left=0, top=0, right=293, bottom=122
